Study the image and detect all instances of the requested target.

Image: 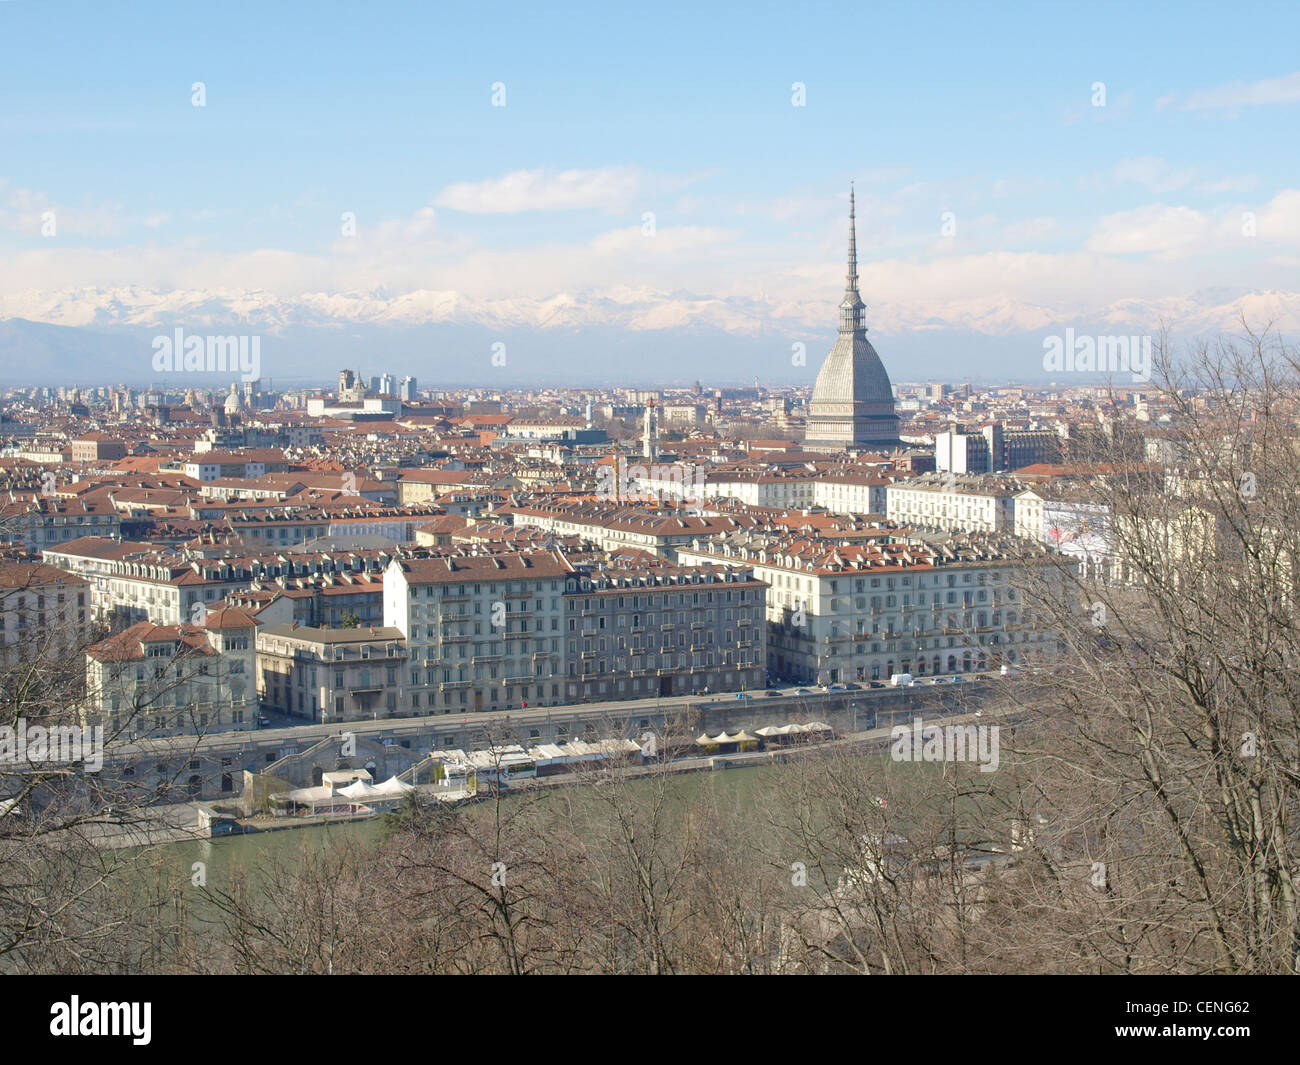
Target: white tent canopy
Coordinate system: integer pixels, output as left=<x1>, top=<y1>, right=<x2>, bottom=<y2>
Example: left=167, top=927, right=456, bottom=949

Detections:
left=338, top=775, right=413, bottom=799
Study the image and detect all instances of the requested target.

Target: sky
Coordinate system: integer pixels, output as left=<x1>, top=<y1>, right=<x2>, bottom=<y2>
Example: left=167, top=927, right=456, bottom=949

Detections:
left=1, top=0, right=1299, bottom=381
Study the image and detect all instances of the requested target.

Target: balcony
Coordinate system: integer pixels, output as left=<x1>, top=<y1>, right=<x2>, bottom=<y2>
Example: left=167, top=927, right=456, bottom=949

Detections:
left=442, top=633, right=470, bottom=643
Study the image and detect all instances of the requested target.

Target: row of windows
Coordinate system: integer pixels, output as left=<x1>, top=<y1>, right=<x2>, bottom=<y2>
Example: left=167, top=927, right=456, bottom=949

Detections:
left=567, top=589, right=750, bottom=608
left=567, top=609, right=753, bottom=631
left=412, top=580, right=562, bottom=598
left=409, top=598, right=558, bottom=616
left=0, top=592, right=85, bottom=608
left=569, top=652, right=756, bottom=674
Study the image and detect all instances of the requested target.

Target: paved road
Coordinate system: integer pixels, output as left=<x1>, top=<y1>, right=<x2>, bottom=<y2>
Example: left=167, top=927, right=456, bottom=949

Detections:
left=105, top=675, right=1007, bottom=759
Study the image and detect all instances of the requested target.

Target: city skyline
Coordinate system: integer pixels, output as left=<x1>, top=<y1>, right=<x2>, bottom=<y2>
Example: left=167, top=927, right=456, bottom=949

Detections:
left=1, top=1, right=1296, bottom=992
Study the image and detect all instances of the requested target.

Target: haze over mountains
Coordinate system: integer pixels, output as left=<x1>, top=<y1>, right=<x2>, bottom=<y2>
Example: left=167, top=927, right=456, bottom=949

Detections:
left=1, top=285, right=1295, bottom=388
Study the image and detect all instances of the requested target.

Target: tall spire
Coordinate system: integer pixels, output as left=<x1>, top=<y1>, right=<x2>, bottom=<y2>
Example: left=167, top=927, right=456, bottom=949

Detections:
left=840, top=183, right=866, bottom=334
left=847, top=183, right=857, bottom=288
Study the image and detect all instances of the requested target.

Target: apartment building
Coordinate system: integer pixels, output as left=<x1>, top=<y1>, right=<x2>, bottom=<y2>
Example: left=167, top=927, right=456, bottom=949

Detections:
left=42, top=537, right=155, bottom=617
left=44, top=539, right=400, bottom=626
left=180, top=449, right=290, bottom=482
left=224, top=510, right=331, bottom=547
left=0, top=561, right=92, bottom=665
left=637, top=466, right=817, bottom=509
left=812, top=472, right=891, bottom=515
left=256, top=624, right=408, bottom=723
left=1015, top=487, right=1115, bottom=579
left=886, top=474, right=1023, bottom=533
left=82, top=607, right=259, bottom=737
left=70, top=434, right=128, bottom=463
left=384, top=549, right=571, bottom=713
left=0, top=496, right=121, bottom=550
left=935, top=430, right=991, bottom=474
left=560, top=563, right=767, bottom=702
left=678, top=530, right=1056, bottom=685
left=500, top=500, right=754, bottom=559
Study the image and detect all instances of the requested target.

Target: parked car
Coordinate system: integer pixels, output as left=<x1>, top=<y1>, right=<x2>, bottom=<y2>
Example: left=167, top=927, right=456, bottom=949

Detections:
left=764, top=689, right=784, bottom=697
left=795, top=688, right=815, bottom=695
left=257, top=716, right=271, bottom=728
left=735, top=692, right=753, bottom=700
left=843, top=683, right=863, bottom=691
left=889, top=673, right=915, bottom=687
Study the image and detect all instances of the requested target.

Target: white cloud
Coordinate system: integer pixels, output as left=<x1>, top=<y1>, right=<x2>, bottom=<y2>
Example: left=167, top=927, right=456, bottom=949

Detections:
left=1251, top=189, right=1300, bottom=243
left=433, top=167, right=647, bottom=214
left=1080, top=157, right=1253, bottom=198
left=1194, top=174, right=1258, bottom=195
left=1182, top=71, right=1300, bottom=111
left=1086, top=204, right=1211, bottom=258
left=0, top=179, right=127, bottom=237
left=1112, top=156, right=1197, bottom=193
left=1002, top=217, right=1059, bottom=244
left=991, top=177, right=1051, bottom=199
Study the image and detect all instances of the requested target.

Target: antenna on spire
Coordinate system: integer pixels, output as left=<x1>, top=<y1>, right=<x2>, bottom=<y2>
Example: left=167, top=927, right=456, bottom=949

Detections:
left=840, top=182, right=866, bottom=333
left=847, top=182, right=858, bottom=287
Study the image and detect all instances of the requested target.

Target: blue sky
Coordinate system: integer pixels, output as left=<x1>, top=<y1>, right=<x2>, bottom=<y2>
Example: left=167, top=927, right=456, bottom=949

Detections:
left=2, top=0, right=1299, bottom=341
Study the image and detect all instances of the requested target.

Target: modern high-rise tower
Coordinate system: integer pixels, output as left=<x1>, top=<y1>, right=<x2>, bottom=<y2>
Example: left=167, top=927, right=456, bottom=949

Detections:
left=803, top=187, right=900, bottom=452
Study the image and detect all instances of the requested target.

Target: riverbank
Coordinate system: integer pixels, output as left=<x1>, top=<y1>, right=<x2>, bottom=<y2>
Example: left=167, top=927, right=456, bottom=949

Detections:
left=115, top=704, right=1015, bottom=848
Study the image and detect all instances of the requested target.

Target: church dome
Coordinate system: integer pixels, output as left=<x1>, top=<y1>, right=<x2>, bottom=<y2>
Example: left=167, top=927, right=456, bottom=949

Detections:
left=812, top=332, right=895, bottom=407
left=224, top=382, right=244, bottom=414
left=804, top=187, right=900, bottom=452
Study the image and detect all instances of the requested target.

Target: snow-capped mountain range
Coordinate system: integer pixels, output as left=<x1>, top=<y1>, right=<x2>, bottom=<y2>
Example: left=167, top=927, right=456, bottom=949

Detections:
left=5, top=285, right=1300, bottom=336
left=0, top=286, right=1296, bottom=386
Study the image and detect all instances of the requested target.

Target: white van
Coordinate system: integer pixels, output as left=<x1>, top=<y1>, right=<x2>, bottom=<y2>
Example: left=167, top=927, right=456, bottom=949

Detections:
left=890, top=673, right=914, bottom=687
